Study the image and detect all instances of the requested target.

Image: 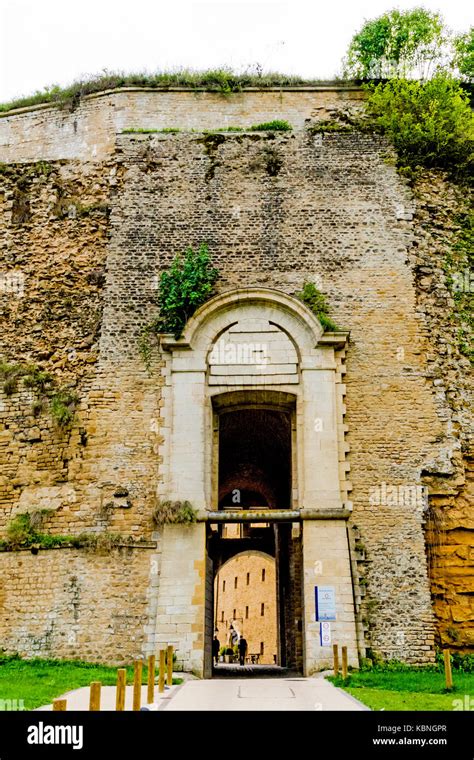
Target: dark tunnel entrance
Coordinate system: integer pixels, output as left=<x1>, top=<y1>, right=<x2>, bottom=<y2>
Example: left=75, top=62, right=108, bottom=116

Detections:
left=206, top=397, right=303, bottom=676
left=218, top=408, right=292, bottom=510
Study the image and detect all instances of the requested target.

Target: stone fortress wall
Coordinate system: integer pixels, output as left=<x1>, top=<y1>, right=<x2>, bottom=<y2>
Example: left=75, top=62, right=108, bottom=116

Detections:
left=0, top=87, right=471, bottom=668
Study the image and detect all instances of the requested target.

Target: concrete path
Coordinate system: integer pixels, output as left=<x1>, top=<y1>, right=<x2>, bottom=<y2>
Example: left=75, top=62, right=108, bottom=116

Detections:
left=163, top=674, right=368, bottom=711
left=36, top=673, right=368, bottom=712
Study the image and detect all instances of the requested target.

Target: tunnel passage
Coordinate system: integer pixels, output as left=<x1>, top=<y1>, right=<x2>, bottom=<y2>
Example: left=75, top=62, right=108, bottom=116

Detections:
left=208, top=522, right=302, bottom=673
left=213, top=550, right=278, bottom=666
left=207, top=401, right=301, bottom=674
left=218, top=408, right=292, bottom=510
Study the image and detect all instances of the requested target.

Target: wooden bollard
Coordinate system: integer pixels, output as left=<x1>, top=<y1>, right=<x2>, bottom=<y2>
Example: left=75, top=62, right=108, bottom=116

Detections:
left=133, top=660, right=143, bottom=711
left=53, top=698, right=67, bottom=711
left=147, top=655, right=155, bottom=704
left=341, top=646, right=348, bottom=680
left=333, top=644, right=339, bottom=677
left=167, top=645, right=173, bottom=687
left=116, top=668, right=126, bottom=711
left=444, top=649, right=453, bottom=690
left=89, top=681, right=101, bottom=711
left=159, top=649, right=166, bottom=693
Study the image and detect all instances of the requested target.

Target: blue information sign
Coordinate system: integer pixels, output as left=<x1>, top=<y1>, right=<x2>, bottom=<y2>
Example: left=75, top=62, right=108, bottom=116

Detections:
left=315, top=585, right=336, bottom=621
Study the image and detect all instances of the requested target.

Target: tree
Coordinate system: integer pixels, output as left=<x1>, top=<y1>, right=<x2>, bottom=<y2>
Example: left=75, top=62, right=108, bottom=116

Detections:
left=344, top=8, right=447, bottom=79
left=453, top=28, right=474, bottom=81
left=365, top=75, right=474, bottom=180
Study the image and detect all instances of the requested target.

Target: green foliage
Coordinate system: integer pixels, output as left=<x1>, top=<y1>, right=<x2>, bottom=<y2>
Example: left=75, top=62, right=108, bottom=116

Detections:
left=365, top=75, right=474, bottom=181
left=453, top=28, right=474, bottom=81
left=49, top=388, right=79, bottom=427
left=249, top=120, right=292, bottom=131
left=155, top=243, right=219, bottom=340
left=0, top=656, right=183, bottom=710
left=31, top=399, right=46, bottom=417
left=138, top=323, right=158, bottom=370
left=0, top=360, right=79, bottom=427
left=344, top=8, right=447, bottom=79
left=0, top=361, right=54, bottom=395
left=6, top=513, right=35, bottom=546
left=445, top=209, right=474, bottom=361
left=22, top=367, right=54, bottom=392
left=152, top=500, right=198, bottom=527
left=0, top=69, right=334, bottom=113
left=451, top=652, right=474, bottom=673
left=71, top=532, right=129, bottom=554
left=318, top=313, right=339, bottom=331
left=5, top=511, right=71, bottom=550
left=436, top=649, right=474, bottom=673
left=122, top=128, right=159, bottom=134
left=124, top=124, right=293, bottom=136
left=0, top=161, right=53, bottom=179
left=0, top=361, right=25, bottom=395
left=296, top=282, right=339, bottom=331
left=122, top=127, right=181, bottom=134
left=329, top=664, right=474, bottom=710
left=360, top=653, right=474, bottom=675
left=1, top=512, right=139, bottom=554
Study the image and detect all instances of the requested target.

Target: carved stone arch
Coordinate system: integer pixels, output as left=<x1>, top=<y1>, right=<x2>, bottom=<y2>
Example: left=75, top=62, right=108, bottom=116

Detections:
left=171, top=288, right=325, bottom=356
left=154, top=286, right=358, bottom=678
left=159, top=287, right=351, bottom=514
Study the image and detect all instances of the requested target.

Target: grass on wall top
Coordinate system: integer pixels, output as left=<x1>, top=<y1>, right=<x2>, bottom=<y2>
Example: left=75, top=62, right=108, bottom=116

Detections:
left=0, top=69, right=347, bottom=113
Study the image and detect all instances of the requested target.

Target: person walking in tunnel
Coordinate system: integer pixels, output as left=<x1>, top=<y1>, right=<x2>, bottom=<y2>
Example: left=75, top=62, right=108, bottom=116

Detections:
left=238, top=636, right=248, bottom=666
left=213, top=635, right=220, bottom=667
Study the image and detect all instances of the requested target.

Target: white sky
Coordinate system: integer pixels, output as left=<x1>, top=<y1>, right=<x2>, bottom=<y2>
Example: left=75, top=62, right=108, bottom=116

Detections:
left=0, top=0, right=471, bottom=102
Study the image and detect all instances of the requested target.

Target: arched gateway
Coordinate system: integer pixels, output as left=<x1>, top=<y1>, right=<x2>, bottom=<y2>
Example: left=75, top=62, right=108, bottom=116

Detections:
left=154, top=288, right=358, bottom=676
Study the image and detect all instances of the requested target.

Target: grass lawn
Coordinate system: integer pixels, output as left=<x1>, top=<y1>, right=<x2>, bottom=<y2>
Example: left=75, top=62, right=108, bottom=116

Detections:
left=0, top=656, right=183, bottom=710
left=328, top=667, right=474, bottom=711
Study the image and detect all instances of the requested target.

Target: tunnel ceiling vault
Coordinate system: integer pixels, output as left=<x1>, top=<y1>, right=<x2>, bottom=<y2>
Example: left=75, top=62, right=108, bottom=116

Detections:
left=218, top=408, right=292, bottom=509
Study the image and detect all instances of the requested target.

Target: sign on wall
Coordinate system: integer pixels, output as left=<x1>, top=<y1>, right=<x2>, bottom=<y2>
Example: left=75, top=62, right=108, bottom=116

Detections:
left=315, top=586, right=336, bottom=621
left=320, top=621, right=331, bottom=646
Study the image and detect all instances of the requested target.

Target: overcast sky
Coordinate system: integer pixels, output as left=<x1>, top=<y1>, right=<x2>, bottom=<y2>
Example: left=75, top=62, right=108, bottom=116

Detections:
left=0, top=0, right=470, bottom=102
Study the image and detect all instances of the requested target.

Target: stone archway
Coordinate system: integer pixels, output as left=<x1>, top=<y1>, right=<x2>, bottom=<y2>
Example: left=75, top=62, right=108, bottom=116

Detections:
left=153, top=288, right=359, bottom=676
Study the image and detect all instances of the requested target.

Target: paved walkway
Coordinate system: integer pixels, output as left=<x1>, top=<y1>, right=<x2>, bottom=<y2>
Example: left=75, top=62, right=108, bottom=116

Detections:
left=163, top=673, right=368, bottom=711
left=37, top=673, right=367, bottom=712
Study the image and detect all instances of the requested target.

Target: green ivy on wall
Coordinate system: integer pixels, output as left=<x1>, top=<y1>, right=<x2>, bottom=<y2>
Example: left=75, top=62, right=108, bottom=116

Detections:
left=139, top=243, right=219, bottom=367
left=296, top=282, right=340, bottom=331
left=0, top=361, right=78, bottom=428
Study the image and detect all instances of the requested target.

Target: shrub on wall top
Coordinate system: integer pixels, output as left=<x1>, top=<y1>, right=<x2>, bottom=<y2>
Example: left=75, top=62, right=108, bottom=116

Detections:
left=365, top=75, right=474, bottom=181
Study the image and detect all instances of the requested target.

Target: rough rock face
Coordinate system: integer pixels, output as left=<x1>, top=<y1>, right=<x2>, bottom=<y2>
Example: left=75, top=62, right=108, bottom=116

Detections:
left=409, top=171, right=473, bottom=652
left=0, top=160, right=118, bottom=519
left=0, top=160, right=114, bottom=383
left=0, top=90, right=471, bottom=663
